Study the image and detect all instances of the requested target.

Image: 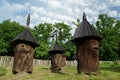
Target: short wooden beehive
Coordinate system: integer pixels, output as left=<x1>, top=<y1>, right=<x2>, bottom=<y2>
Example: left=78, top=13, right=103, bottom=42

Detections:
left=48, top=43, right=66, bottom=72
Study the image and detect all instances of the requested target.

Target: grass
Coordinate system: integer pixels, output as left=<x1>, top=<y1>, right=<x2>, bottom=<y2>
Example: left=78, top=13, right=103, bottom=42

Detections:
left=0, top=63, right=120, bottom=80
left=0, top=67, right=6, bottom=76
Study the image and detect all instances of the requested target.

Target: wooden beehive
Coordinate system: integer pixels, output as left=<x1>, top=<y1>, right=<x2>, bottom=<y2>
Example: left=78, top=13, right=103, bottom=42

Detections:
left=48, top=43, right=66, bottom=72
left=72, top=13, right=102, bottom=74
left=10, top=14, right=39, bottom=74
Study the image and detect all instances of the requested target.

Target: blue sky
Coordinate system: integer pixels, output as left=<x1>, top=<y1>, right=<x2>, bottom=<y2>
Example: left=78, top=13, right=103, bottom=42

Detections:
left=0, top=0, right=120, bottom=33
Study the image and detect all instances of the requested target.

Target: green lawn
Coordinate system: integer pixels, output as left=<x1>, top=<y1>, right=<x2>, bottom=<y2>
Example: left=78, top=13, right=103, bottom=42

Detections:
left=0, top=62, right=120, bottom=80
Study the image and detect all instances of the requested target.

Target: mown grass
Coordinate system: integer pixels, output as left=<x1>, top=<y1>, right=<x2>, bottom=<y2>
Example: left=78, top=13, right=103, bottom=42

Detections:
left=0, top=62, right=120, bottom=80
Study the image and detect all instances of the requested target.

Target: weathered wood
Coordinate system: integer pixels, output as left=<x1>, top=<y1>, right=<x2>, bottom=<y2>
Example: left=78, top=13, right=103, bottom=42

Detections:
left=50, top=53, right=66, bottom=72
left=12, top=43, right=34, bottom=74
left=76, top=39, right=99, bottom=74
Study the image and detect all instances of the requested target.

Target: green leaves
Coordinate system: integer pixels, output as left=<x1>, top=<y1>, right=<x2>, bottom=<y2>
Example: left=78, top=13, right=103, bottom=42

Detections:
left=96, top=14, right=120, bottom=60
left=32, top=22, right=73, bottom=60
left=0, top=20, right=25, bottom=56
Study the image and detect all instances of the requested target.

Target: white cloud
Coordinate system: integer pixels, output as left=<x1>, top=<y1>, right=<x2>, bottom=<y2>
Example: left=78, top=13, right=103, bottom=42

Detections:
left=38, top=0, right=47, bottom=3
left=0, top=0, right=120, bottom=32
left=11, top=15, right=25, bottom=25
left=108, top=10, right=118, bottom=17
left=107, top=0, right=120, bottom=6
left=0, top=3, right=25, bottom=15
left=47, top=11, right=55, bottom=18
left=97, top=3, right=108, bottom=11
left=55, top=14, right=74, bottom=23
left=0, top=0, right=26, bottom=25
left=48, top=0, right=62, bottom=9
left=31, top=6, right=47, bottom=15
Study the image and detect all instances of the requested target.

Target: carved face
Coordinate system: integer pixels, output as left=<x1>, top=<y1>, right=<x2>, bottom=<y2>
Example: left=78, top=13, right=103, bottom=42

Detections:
left=86, top=39, right=99, bottom=56
left=87, top=39, right=99, bottom=49
left=51, top=54, right=66, bottom=68
left=16, top=43, right=31, bottom=52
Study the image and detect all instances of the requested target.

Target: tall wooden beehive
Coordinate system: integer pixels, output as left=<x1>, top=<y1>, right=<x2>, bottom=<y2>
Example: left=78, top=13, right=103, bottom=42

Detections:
left=10, top=14, right=39, bottom=74
left=71, top=13, right=102, bottom=74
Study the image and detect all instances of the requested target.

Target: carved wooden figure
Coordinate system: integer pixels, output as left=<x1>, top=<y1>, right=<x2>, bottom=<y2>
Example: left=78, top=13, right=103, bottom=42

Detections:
left=72, top=13, right=102, bottom=74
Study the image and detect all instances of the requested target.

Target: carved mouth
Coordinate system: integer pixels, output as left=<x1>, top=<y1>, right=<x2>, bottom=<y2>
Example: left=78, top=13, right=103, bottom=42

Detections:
left=94, top=47, right=99, bottom=50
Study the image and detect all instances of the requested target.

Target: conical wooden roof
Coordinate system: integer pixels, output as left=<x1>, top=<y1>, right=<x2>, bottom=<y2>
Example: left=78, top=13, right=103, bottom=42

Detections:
left=11, top=28, right=39, bottom=47
left=10, top=14, right=39, bottom=48
left=48, top=43, right=65, bottom=54
left=72, top=13, right=102, bottom=42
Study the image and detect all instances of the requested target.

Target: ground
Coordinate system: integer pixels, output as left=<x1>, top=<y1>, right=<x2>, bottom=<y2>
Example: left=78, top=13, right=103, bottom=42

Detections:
left=0, top=62, right=120, bottom=80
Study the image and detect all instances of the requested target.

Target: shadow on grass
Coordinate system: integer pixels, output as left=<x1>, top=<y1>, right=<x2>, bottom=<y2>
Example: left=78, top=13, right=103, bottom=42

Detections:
left=101, top=66, right=120, bottom=73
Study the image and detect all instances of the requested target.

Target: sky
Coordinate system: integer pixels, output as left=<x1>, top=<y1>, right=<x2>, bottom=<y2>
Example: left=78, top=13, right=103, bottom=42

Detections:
left=0, top=0, right=120, bottom=33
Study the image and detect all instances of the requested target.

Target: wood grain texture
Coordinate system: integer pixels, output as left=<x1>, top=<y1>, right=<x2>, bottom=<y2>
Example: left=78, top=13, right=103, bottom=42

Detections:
left=76, top=39, right=99, bottom=74
left=12, top=43, right=34, bottom=74
left=50, top=53, right=66, bottom=72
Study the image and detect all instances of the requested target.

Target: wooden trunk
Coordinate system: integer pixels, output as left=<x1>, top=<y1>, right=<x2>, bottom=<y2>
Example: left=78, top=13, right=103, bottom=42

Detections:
left=50, top=53, right=66, bottom=72
left=12, top=43, right=34, bottom=74
left=76, top=39, right=99, bottom=74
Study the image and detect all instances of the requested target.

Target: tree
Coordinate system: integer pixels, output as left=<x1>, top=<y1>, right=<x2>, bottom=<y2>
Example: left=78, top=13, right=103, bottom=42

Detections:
left=53, top=22, right=75, bottom=60
left=32, top=22, right=75, bottom=60
left=0, top=20, right=25, bottom=56
left=114, top=20, right=120, bottom=58
left=72, top=18, right=80, bottom=27
left=32, top=23, right=53, bottom=59
left=95, top=14, right=120, bottom=60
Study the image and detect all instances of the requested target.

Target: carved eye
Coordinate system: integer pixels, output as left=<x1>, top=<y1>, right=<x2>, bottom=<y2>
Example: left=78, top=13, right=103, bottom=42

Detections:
left=21, top=44, right=25, bottom=47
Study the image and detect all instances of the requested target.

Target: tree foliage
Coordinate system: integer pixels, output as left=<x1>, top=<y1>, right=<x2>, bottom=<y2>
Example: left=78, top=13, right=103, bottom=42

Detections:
left=0, top=20, right=25, bottom=56
left=32, top=22, right=74, bottom=60
left=96, top=14, right=120, bottom=60
left=32, top=23, right=53, bottom=59
left=53, top=22, right=75, bottom=60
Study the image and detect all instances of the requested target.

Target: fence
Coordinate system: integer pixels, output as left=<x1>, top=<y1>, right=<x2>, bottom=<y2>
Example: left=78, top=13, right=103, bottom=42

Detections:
left=1, top=56, right=119, bottom=68
left=0, top=56, right=77, bottom=68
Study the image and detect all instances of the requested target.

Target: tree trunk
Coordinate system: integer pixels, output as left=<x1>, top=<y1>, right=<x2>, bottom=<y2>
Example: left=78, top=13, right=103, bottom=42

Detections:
left=76, top=39, right=99, bottom=74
